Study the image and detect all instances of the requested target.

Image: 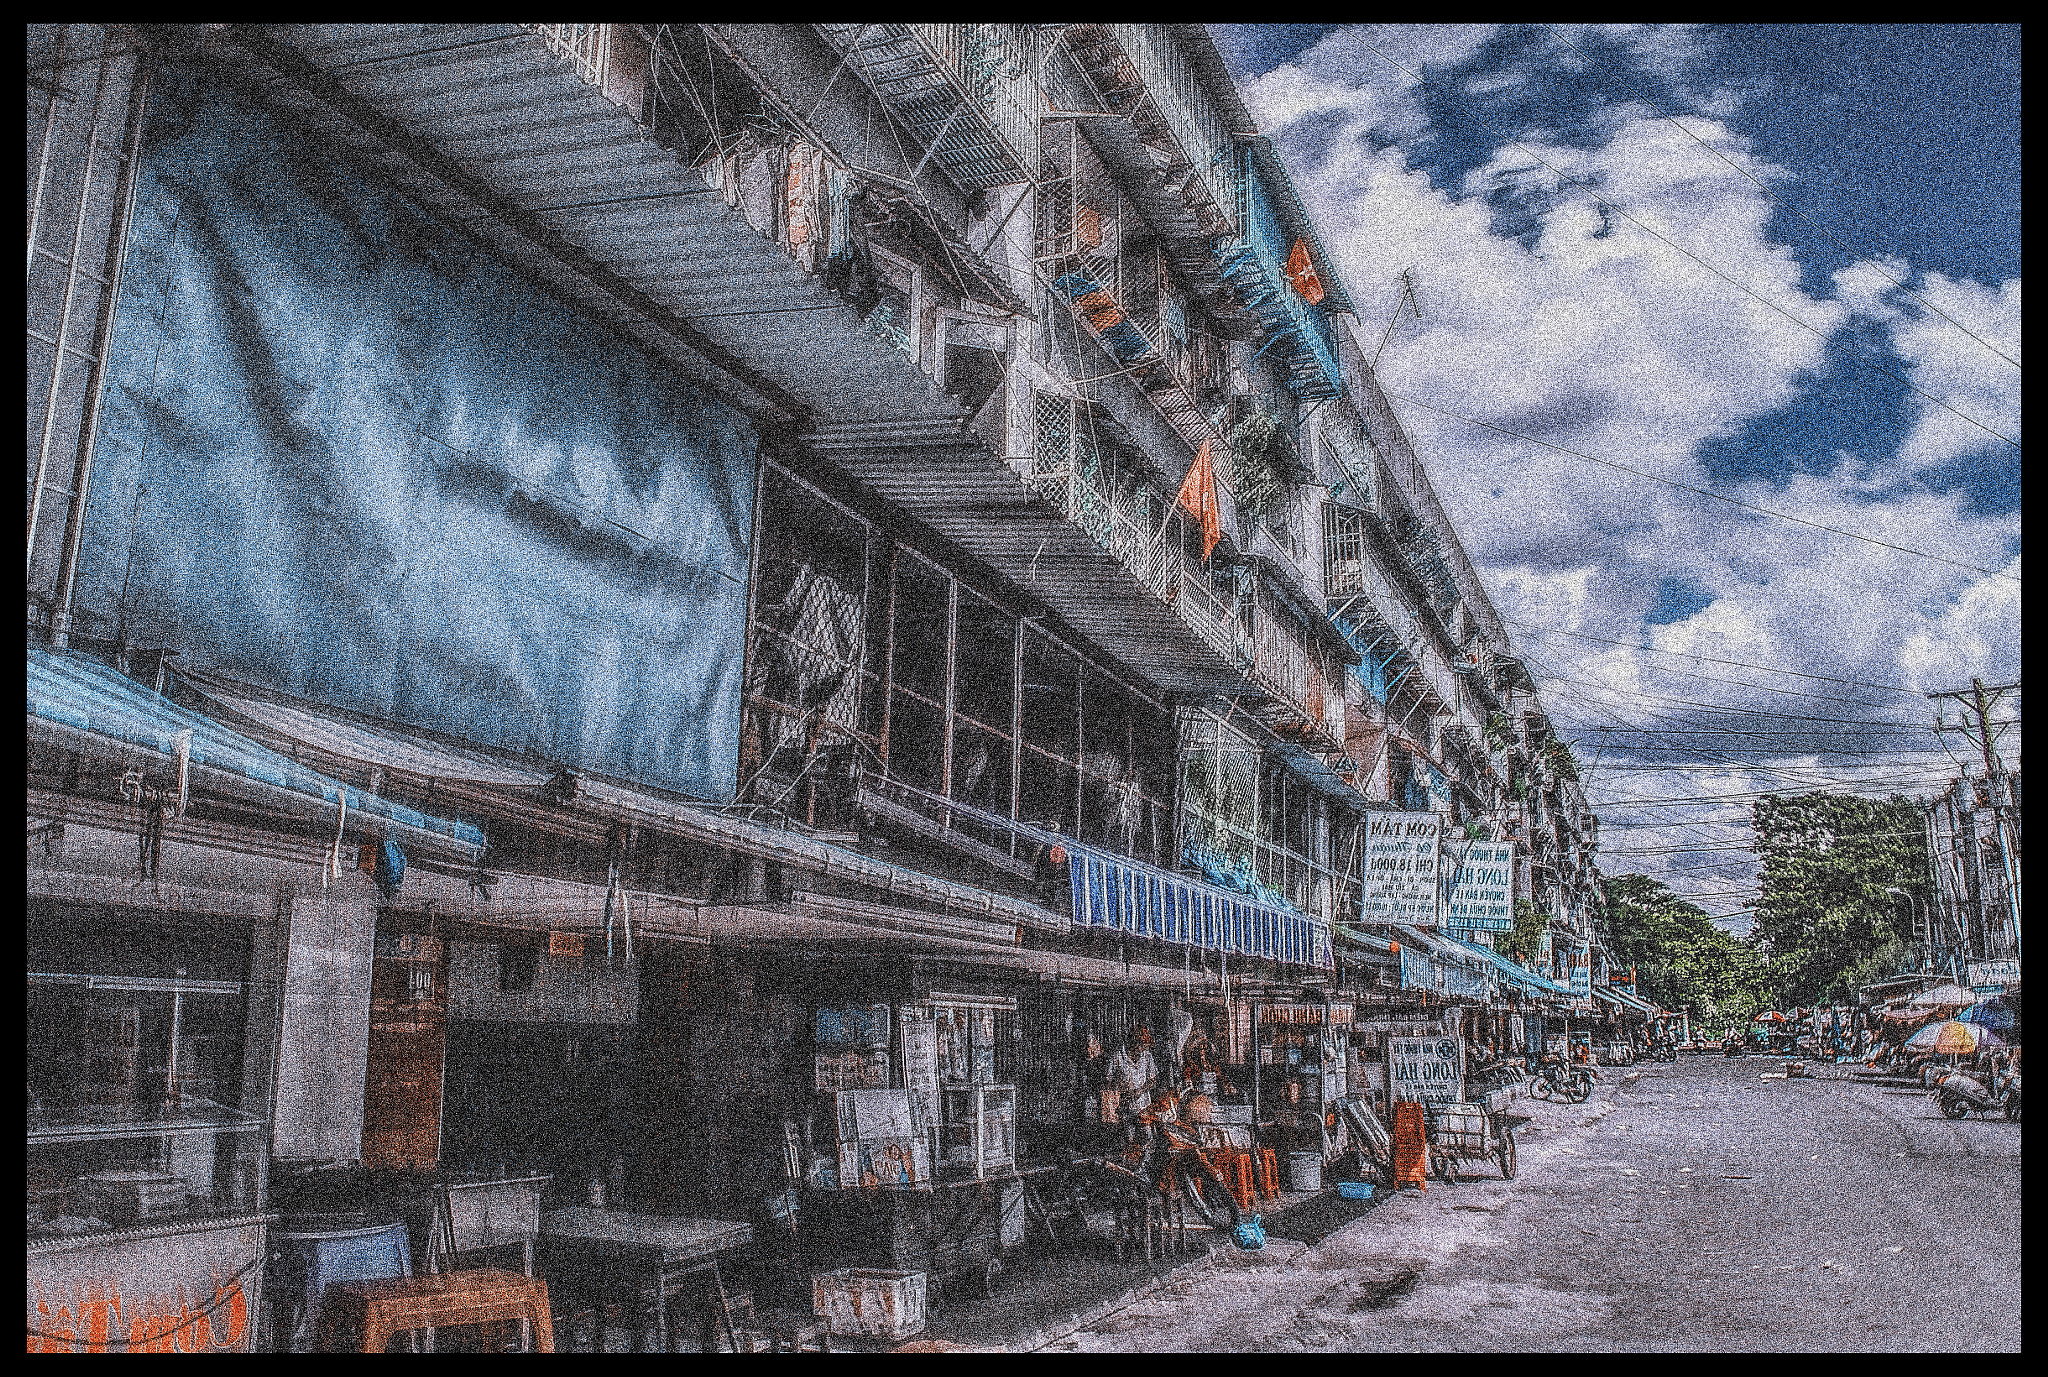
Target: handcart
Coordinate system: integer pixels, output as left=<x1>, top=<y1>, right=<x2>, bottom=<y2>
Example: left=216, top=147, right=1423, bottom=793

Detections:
left=1422, top=1101, right=1517, bottom=1183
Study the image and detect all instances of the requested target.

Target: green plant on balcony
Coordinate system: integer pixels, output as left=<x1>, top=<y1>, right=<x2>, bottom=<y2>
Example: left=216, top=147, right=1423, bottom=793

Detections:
left=1228, top=404, right=1289, bottom=524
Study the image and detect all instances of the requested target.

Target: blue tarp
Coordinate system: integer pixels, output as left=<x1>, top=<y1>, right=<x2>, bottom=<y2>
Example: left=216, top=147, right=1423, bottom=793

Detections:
left=28, top=646, right=484, bottom=852
left=78, top=64, right=758, bottom=803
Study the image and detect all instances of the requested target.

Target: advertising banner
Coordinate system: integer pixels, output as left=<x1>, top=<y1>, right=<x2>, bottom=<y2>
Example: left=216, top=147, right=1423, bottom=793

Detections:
left=1363, top=811, right=1443, bottom=924
left=1388, top=1034, right=1465, bottom=1104
left=1568, top=942, right=1592, bottom=1000
left=28, top=1215, right=267, bottom=1352
left=1968, top=959, right=2019, bottom=992
left=1445, top=841, right=1516, bottom=931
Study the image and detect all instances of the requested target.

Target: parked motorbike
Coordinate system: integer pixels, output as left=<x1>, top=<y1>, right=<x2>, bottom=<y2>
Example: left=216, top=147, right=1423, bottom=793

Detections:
left=1530, top=1054, right=1592, bottom=1103
left=1647, top=1043, right=1678, bottom=1063
left=1934, top=1064, right=2022, bottom=1122
left=1723, top=1035, right=1745, bottom=1058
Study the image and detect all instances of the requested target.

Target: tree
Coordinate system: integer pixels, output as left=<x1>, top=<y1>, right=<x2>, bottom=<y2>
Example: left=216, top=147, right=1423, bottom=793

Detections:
left=1750, top=792, right=1929, bottom=1006
left=1599, top=873, right=1769, bottom=1029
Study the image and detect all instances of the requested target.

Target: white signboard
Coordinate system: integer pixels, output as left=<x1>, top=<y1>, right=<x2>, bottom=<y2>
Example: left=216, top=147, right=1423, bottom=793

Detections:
left=1363, top=811, right=1443, bottom=924
left=1968, top=959, right=2020, bottom=991
left=1388, top=1034, right=1465, bottom=1104
left=1445, top=841, right=1516, bottom=931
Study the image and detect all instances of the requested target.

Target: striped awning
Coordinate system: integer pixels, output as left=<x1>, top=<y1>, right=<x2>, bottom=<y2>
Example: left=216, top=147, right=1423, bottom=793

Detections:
left=28, top=646, right=485, bottom=857
left=1063, top=838, right=1333, bottom=971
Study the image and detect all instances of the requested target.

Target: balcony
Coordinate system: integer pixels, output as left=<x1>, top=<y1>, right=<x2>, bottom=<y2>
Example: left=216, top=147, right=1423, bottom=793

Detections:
left=813, top=23, right=1037, bottom=191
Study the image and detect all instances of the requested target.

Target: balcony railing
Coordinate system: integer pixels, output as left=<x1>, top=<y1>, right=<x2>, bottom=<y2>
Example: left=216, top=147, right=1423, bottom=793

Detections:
left=814, top=23, right=1035, bottom=191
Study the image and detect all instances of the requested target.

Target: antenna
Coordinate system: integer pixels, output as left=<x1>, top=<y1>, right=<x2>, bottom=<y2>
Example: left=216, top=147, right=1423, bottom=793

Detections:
left=1371, top=269, right=1424, bottom=369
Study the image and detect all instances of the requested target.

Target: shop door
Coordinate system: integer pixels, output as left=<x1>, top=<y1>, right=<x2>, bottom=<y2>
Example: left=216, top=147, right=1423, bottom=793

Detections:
left=361, top=934, right=449, bottom=1170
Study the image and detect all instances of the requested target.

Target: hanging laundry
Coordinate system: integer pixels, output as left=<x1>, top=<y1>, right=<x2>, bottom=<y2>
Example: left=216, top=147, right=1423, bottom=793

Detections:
left=373, top=838, right=406, bottom=900
left=1284, top=238, right=1326, bottom=304
left=1175, top=437, right=1222, bottom=560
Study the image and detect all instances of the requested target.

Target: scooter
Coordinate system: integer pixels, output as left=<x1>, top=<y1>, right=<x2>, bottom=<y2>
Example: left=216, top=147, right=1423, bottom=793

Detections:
left=1933, top=1064, right=2021, bottom=1122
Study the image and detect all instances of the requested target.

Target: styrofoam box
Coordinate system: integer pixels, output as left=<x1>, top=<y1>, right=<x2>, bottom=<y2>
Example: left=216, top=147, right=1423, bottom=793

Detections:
left=812, top=1268, right=927, bottom=1339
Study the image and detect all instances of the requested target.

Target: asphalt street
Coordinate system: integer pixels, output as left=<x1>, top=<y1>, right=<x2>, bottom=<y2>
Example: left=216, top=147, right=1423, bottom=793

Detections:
left=1038, top=1056, right=2021, bottom=1352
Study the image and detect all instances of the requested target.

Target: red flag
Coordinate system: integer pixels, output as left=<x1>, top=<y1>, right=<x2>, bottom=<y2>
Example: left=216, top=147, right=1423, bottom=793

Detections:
left=1175, top=438, right=1222, bottom=561
left=1284, top=238, right=1326, bottom=305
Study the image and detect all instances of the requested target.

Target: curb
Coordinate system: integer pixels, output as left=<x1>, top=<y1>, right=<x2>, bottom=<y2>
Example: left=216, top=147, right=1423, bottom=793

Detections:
left=1009, top=1245, right=1223, bottom=1352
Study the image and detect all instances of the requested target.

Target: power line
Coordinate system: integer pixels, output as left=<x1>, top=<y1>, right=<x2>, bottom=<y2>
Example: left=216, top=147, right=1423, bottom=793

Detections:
left=1360, top=39, right=2022, bottom=452
left=1542, top=25, right=2023, bottom=375
left=1501, top=620, right=1935, bottom=693
left=1391, top=389, right=2022, bottom=584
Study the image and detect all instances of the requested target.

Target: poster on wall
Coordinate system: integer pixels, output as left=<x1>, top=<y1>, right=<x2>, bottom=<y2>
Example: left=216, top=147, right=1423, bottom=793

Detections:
left=1388, top=1035, right=1465, bottom=1104
left=28, top=1215, right=267, bottom=1352
left=1444, top=841, right=1516, bottom=931
left=897, top=1008, right=940, bottom=1139
left=1362, top=811, right=1443, bottom=924
left=1568, top=942, right=1593, bottom=1000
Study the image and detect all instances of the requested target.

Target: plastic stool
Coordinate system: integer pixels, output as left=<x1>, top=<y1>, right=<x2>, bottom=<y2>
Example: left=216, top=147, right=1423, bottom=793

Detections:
left=1256, top=1149, right=1280, bottom=1200
left=1215, top=1151, right=1255, bottom=1211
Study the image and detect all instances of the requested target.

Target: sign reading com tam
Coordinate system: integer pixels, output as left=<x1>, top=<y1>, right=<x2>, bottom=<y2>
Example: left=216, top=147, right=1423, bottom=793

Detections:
left=1389, top=1035, right=1465, bottom=1104
left=1363, top=811, right=1443, bottom=924
left=1445, top=841, right=1516, bottom=931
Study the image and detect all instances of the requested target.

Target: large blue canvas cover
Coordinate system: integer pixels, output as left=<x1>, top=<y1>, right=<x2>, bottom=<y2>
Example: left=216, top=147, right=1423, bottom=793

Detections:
left=78, top=63, right=758, bottom=801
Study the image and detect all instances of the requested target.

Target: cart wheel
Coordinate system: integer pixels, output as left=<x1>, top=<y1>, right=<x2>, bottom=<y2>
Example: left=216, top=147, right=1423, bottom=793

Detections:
left=1938, top=1091, right=1971, bottom=1120
left=1496, top=1119, right=1517, bottom=1181
left=1178, top=1156, right=1242, bottom=1232
left=1529, top=1077, right=1553, bottom=1101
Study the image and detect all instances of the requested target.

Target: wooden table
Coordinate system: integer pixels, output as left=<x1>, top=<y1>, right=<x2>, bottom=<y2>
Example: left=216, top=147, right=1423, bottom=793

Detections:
left=316, top=1268, right=554, bottom=1353
left=538, top=1210, right=753, bottom=1352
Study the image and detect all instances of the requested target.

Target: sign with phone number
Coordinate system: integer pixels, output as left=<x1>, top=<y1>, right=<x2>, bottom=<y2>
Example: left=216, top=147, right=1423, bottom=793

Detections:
left=1388, top=1036, right=1465, bottom=1104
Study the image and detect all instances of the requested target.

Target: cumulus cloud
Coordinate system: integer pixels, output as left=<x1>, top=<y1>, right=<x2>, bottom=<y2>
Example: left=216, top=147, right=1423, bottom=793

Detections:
left=1224, top=23, right=2021, bottom=922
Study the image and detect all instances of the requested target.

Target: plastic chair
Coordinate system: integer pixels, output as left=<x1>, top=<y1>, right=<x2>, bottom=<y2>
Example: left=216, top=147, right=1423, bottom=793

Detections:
left=269, top=1217, right=414, bottom=1353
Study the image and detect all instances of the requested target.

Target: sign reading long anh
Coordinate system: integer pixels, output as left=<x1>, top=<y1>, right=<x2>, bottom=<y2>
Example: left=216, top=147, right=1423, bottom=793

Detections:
left=1363, top=811, right=1443, bottom=925
left=1445, top=841, right=1516, bottom=931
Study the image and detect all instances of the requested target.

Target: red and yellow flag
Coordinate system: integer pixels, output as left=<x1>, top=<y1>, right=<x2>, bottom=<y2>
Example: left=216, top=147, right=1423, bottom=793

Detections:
left=1175, top=438, right=1223, bottom=561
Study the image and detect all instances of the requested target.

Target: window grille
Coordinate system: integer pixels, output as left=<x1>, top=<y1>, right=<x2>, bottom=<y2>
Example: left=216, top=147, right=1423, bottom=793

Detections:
left=526, top=24, right=610, bottom=88
left=1323, top=502, right=1367, bottom=598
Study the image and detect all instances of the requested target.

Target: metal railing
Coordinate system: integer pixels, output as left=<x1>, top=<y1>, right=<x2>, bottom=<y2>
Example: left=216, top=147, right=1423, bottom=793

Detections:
left=526, top=23, right=610, bottom=87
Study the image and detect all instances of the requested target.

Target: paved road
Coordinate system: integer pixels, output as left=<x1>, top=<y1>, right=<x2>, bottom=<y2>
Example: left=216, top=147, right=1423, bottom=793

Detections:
left=1039, top=1057, right=2020, bottom=1352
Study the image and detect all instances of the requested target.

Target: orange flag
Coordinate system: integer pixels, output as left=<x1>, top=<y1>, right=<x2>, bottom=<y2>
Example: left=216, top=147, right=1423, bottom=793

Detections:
left=1284, top=238, right=1326, bottom=305
left=1175, top=438, right=1222, bottom=561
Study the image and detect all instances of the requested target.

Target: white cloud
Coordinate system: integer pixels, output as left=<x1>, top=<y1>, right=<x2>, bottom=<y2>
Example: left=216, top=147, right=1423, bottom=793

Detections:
left=1235, top=23, right=2020, bottom=916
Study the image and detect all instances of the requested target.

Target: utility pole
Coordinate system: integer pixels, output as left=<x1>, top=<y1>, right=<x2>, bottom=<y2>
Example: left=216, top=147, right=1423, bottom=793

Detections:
left=1927, top=677, right=2022, bottom=972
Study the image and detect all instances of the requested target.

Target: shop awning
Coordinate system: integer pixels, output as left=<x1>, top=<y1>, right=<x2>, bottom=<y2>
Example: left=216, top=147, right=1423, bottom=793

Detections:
left=1387, top=924, right=1493, bottom=998
left=1593, top=985, right=1661, bottom=1018
left=28, top=646, right=485, bottom=859
left=1062, top=836, right=1334, bottom=971
left=1444, top=934, right=1574, bottom=999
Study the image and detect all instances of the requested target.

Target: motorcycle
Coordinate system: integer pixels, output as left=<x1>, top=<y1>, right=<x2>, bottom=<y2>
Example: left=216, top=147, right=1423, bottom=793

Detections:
left=1933, top=1063, right=2021, bottom=1122
left=1529, top=1054, right=1593, bottom=1103
left=1647, top=1042, right=1678, bottom=1063
left=1723, top=1035, right=1745, bottom=1058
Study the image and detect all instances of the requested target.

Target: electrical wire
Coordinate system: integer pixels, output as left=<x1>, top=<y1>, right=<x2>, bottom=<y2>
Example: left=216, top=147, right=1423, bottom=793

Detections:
left=1360, top=38, right=2022, bottom=453
left=1388, top=389, right=2021, bottom=584
left=1500, top=619, right=1935, bottom=694
left=1541, top=25, right=2022, bottom=375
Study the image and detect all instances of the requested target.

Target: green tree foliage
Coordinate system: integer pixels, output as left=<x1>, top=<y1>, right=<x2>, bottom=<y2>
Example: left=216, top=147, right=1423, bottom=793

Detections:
left=1598, top=874, right=1769, bottom=1028
left=1750, top=792, right=1929, bottom=1006
left=1508, top=897, right=1548, bottom=967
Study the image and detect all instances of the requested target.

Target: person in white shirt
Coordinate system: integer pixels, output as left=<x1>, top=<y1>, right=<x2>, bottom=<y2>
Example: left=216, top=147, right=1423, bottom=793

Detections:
left=1101, top=1027, right=1158, bottom=1126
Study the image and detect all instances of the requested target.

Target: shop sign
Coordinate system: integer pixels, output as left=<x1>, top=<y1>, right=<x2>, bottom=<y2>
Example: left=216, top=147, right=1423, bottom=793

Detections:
left=1363, top=811, right=1442, bottom=924
left=1968, top=959, right=2019, bottom=991
left=1568, top=942, right=1592, bottom=999
left=1444, top=841, right=1515, bottom=931
left=27, top=1215, right=265, bottom=1352
left=1388, top=1035, right=1464, bottom=1104
left=1259, top=1003, right=1355, bottom=1025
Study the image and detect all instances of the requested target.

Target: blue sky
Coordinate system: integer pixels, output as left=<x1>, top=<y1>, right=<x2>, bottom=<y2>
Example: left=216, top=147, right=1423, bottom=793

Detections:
left=1211, top=25, right=2021, bottom=928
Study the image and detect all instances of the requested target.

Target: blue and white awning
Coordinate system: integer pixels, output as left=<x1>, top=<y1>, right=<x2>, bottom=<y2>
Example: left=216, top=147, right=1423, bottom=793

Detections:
left=1063, top=838, right=1333, bottom=971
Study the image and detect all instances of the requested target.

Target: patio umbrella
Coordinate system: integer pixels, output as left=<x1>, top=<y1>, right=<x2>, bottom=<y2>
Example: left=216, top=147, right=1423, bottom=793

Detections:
left=1957, top=1000, right=2015, bottom=1032
left=1908, top=984, right=1976, bottom=1010
left=1754, top=1011, right=1789, bottom=1023
left=1904, top=1020, right=2005, bottom=1054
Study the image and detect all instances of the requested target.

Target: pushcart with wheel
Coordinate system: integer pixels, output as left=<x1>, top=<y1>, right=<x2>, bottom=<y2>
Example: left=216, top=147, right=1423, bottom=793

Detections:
left=1423, top=1102, right=1518, bottom=1183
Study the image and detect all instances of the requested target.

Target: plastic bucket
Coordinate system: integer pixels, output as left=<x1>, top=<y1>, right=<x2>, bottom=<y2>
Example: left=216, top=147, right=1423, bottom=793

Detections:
left=1286, top=1152, right=1323, bottom=1192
